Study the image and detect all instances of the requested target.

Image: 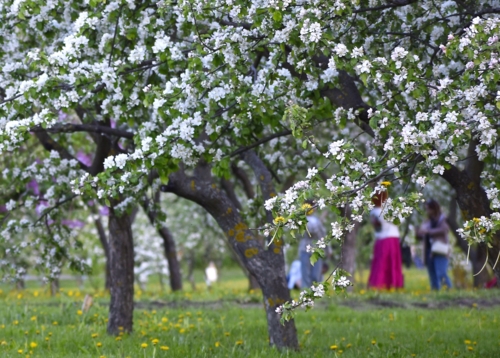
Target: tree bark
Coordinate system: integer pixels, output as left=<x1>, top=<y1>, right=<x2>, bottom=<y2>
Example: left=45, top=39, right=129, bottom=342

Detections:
left=162, top=163, right=298, bottom=350
left=159, top=226, right=183, bottom=291
left=448, top=196, right=490, bottom=288
left=442, top=164, right=500, bottom=282
left=141, top=193, right=183, bottom=292
left=93, top=213, right=111, bottom=290
left=107, top=207, right=135, bottom=335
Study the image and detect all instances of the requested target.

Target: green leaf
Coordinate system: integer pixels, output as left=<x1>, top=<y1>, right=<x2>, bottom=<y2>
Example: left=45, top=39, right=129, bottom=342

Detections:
left=272, top=11, right=282, bottom=22
left=302, top=139, right=308, bottom=149
left=310, top=252, right=319, bottom=266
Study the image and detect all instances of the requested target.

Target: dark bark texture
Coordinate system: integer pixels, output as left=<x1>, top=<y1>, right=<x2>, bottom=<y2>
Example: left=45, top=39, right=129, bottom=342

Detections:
left=448, top=197, right=490, bottom=287
left=107, top=207, right=135, bottom=335
left=163, top=160, right=298, bottom=349
left=142, top=193, right=183, bottom=292
left=442, top=156, right=500, bottom=282
left=93, top=213, right=111, bottom=290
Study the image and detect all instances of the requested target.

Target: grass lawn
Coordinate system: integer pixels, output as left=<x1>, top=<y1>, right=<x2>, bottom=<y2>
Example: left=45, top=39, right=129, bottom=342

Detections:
left=0, top=268, right=499, bottom=357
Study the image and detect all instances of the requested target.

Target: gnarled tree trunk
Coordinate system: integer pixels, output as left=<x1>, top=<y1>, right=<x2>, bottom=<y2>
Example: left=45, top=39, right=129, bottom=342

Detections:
left=163, top=160, right=298, bottom=350
left=107, top=207, right=135, bottom=335
left=448, top=195, right=490, bottom=288
left=442, top=152, right=500, bottom=285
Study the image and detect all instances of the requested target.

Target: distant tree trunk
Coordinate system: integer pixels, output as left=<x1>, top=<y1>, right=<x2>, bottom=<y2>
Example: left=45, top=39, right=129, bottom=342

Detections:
left=142, top=192, right=183, bottom=292
left=448, top=196, right=490, bottom=288
left=340, top=205, right=360, bottom=291
left=50, top=278, right=59, bottom=296
left=187, top=249, right=196, bottom=291
left=15, top=279, right=25, bottom=290
left=442, top=143, right=500, bottom=284
left=107, top=207, right=135, bottom=335
left=93, top=214, right=111, bottom=291
left=163, top=157, right=298, bottom=350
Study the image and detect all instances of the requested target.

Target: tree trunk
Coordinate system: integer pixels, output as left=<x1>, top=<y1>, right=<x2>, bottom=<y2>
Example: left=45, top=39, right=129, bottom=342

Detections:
left=159, top=226, right=183, bottom=291
left=107, top=207, right=135, bottom=335
left=163, top=162, right=298, bottom=350
left=249, top=274, right=261, bottom=290
left=187, top=249, right=196, bottom=291
left=50, top=278, right=59, bottom=296
left=15, top=279, right=25, bottom=290
left=448, top=197, right=490, bottom=287
left=90, top=205, right=111, bottom=291
left=442, top=163, right=500, bottom=283
left=142, top=193, right=183, bottom=292
left=341, top=225, right=359, bottom=290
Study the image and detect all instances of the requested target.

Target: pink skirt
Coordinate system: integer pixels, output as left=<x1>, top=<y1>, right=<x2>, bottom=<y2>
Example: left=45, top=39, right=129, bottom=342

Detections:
left=368, top=237, right=404, bottom=290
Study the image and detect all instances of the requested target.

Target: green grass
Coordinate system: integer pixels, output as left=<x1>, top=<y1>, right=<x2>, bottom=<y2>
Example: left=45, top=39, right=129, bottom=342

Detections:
left=0, top=268, right=499, bottom=357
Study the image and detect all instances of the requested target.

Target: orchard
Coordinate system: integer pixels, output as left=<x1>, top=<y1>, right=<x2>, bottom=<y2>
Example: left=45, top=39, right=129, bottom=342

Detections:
left=1, top=0, right=500, bottom=356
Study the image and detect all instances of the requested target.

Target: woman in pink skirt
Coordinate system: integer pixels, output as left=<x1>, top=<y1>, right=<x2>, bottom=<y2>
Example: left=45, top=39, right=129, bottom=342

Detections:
left=367, top=192, right=404, bottom=290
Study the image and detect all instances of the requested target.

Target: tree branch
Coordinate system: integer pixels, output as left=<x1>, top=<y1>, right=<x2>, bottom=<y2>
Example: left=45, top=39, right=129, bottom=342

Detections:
left=30, top=123, right=134, bottom=139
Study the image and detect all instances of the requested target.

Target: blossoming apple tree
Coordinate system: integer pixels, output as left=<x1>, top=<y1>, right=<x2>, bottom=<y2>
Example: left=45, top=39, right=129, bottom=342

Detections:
left=1, top=0, right=500, bottom=349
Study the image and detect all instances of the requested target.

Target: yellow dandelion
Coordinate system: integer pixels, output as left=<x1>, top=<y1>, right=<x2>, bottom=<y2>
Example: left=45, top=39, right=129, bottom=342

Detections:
left=96, top=342, right=102, bottom=348
left=30, top=316, right=36, bottom=321
left=235, top=340, right=244, bottom=345
left=141, top=343, right=148, bottom=349
left=304, top=330, right=311, bottom=335
left=151, top=338, right=159, bottom=345
left=346, top=343, right=352, bottom=348
left=467, top=346, right=473, bottom=351
left=29, top=342, right=37, bottom=349
left=330, top=345, right=338, bottom=350
left=17, top=349, right=23, bottom=354
left=77, top=310, right=83, bottom=316
left=91, top=333, right=99, bottom=338
left=161, top=317, right=168, bottom=323
left=371, top=340, right=376, bottom=345
left=52, top=321, right=58, bottom=326
left=215, top=342, right=220, bottom=348
left=160, top=346, right=169, bottom=351
left=273, top=216, right=286, bottom=225
left=464, top=340, right=471, bottom=345
left=115, top=337, right=122, bottom=341
left=224, top=332, right=230, bottom=336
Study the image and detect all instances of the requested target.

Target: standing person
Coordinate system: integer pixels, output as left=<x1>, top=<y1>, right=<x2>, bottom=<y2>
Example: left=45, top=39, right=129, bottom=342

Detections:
left=368, top=192, right=404, bottom=290
left=418, top=199, right=452, bottom=290
left=299, top=201, right=327, bottom=289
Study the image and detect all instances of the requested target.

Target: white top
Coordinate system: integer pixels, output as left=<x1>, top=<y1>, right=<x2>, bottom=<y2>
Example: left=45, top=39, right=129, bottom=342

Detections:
left=370, top=207, right=400, bottom=240
left=287, top=260, right=302, bottom=289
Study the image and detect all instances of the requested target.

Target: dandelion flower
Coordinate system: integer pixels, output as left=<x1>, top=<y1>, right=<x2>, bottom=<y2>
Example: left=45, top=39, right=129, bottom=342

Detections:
left=96, top=342, right=102, bottom=348
left=160, top=346, right=169, bottom=351
left=273, top=216, right=286, bottom=225
left=330, top=345, right=338, bottom=350
left=151, top=338, right=159, bottom=345
left=215, top=342, right=220, bottom=348
left=141, top=343, right=148, bottom=349
left=29, top=342, right=37, bottom=349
